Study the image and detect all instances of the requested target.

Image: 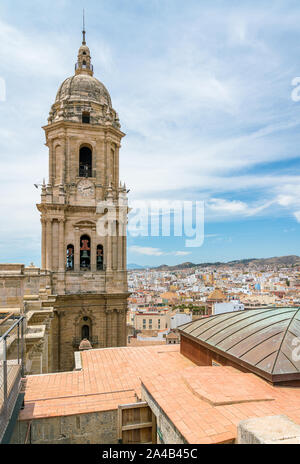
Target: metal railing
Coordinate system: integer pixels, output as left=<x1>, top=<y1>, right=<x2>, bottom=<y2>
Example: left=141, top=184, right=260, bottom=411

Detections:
left=79, top=165, right=92, bottom=178
left=0, top=315, right=25, bottom=442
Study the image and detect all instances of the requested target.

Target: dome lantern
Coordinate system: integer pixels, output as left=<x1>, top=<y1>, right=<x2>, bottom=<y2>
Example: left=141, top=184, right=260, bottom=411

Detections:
left=75, top=12, right=93, bottom=77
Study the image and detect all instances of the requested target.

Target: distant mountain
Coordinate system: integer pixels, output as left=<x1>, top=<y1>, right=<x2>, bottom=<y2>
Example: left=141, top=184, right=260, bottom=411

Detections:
left=155, top=262, right=197, bottom=271
left=245, top=255, right=300, bottom=267
left=143, top=255, right=300, bottom=271
left=127, top=263, right=148, bottom=270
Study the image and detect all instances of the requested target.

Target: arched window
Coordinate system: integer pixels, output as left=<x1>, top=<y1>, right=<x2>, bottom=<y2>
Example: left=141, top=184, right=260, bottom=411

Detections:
left=97, top=244, right=104, bottom=271
left=79, top=146, right=92, bottom=177
left=82, top=112, right=90, bottom=124
left=80, top=234, right=91, bottom=270
left=66, top=244, right=74, bottom=271
left=82, top=325, right=90, bottom=340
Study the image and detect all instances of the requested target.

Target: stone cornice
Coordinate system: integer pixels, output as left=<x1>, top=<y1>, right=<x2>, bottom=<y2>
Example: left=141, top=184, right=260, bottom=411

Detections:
left=42, top=120, right=125, bottom=139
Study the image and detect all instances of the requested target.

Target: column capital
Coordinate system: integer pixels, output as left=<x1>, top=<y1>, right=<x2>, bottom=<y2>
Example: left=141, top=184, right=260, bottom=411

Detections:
left=105, top=309, right=113, bottom=315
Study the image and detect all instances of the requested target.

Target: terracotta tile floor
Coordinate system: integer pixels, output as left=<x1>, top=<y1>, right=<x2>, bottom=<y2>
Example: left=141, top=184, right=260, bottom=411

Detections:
left=20, top=346, right=300, bottom=444
left=20, top=345, right=193, bottom=421
left=141, top=365, right=300, bottom=444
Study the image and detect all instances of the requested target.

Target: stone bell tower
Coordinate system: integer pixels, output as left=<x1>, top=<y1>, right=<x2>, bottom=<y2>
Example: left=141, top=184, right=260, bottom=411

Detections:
left=37, top=26, right=129, bottom=372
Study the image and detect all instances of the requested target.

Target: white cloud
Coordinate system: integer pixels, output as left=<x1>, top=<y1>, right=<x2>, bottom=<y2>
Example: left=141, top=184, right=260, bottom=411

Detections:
left=129, top=246, right=164, bottom=256
left=174, top=251, right=191, bottom=257
left=128, top=246, right=191, bottom=257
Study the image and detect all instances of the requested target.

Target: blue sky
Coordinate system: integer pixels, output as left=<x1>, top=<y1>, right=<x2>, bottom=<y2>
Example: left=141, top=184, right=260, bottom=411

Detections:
left=1, top=0, right=300, bottom=266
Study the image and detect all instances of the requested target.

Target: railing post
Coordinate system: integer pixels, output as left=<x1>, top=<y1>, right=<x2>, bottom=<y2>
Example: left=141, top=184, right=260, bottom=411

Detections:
left=17, top=322, right=20, bottom=365
left=3, top=337, right=7, bottom=420
left=21, top=317, right=24, bottom=378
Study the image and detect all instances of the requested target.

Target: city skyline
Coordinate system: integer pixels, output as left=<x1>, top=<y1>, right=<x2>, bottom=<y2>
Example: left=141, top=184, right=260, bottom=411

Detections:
left=1, top=0, right=300, bottom=267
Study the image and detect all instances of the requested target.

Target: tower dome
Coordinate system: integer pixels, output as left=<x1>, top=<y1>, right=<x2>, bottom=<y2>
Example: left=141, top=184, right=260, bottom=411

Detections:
left=55, top=75, right=112, bottom=107
left=47, top=28, right=120, bottom=129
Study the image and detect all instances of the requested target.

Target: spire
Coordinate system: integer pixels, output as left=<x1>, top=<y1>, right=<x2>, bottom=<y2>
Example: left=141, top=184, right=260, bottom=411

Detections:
left=75, top=10, right=94, bottom=76
left=82, top=9, right=86, bottom=45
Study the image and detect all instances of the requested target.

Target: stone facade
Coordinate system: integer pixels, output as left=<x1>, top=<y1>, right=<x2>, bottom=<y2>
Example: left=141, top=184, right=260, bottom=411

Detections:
left=0, top=264, right=51, bottom=308
left=52, top=294, right=127, bottom=372
left=38, top=33, right=129, bottom=371
left=0, top=30, right=129, bottom=373
left=10, top=410, right=118, bottom=444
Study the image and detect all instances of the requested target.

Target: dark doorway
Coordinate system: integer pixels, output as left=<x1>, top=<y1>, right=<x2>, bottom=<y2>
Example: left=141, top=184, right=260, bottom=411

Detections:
left=82, top=325, right=90, bottom=340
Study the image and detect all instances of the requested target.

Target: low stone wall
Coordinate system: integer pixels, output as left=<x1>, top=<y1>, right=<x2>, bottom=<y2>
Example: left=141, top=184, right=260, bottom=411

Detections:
left=237, top=415, right=300, bottom=444
left=0, top=264, right=52, bottom=309
left=10, top=409, right=118, bottom=444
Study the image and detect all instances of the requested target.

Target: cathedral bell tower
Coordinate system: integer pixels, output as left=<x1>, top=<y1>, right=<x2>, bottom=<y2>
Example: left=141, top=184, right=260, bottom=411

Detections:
left=37, top=26, right=129, bottom=372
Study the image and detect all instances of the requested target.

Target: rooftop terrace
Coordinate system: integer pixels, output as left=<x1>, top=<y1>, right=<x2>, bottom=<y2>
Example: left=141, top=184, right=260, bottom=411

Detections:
left=19, top=343, right=300, bottom=444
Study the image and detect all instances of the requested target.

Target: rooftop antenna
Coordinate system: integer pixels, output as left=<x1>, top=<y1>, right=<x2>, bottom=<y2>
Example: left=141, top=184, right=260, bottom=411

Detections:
left=82, top=9, right=86, bottom=45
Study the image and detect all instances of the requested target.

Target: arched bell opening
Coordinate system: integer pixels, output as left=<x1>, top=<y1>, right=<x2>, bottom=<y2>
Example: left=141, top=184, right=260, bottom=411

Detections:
left=80, top=234, right=91, bottom=270
left=66, top=244, right=74, bottom=271
left=79, top=146, right=92, bottom=177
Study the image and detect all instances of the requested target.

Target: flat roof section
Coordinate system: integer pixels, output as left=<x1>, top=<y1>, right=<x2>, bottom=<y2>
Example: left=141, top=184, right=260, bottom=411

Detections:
left=20, top=345, right=194, bottom=421
left=141, top=365, right=300, bottom=444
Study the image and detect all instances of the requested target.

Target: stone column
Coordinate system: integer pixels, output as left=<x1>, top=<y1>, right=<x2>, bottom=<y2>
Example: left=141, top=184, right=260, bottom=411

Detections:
left=103, top=137, right=107, bottom=187
left=122, top=234, right=127, bottom=271
left=105, top=309, right=113, bottom=347
left=65, top=137, right=69, bottom=185
left=61, top=137, right=66, bottom=184
left=117, top=309, right=122, bottom=346
left=41, top=218, right=46, bottom=269
left=106, top=223, right=112, bottom=271
left=106, top=137, right=112, bottom=186
left=112, top=309, right=118, bottom=346
left=58, top=219, right=65, bottom=271
left=46, top=219, right=52, bottom=270
left=48, top=139, right=54, bottom=184
left=112, top=232, right=117, bottom=270
left=117, top=227, right=122, bottom=271
left=46, top=314, right=54, bottom=373
left=115, top=143, right=120, bottom=187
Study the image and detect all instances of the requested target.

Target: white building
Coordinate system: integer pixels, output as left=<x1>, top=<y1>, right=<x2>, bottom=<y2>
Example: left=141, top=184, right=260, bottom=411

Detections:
left=213, top=301, right=244, bottom=315
left=170, top=312, right=193, bottom=330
